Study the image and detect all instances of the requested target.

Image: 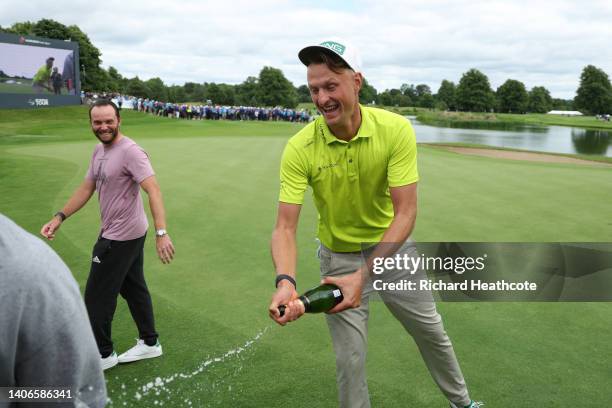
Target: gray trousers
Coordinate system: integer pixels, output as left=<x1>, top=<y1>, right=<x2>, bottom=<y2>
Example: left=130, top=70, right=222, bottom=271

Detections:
left=319, top=240, right=470, bottom=408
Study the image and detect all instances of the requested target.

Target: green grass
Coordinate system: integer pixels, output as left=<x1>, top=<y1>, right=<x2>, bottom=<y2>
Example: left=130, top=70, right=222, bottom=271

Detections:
left=0, top=78, right=56, bottom=94
left=421, top=142, right=612, bottom=164
left=1, top=107, right=611, bottom=407
left=417, top=110, right=612, bottom=131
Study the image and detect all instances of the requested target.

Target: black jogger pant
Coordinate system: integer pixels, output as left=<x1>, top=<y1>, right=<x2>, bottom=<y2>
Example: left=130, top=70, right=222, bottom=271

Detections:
left=84, top=234, right=158, bottom=357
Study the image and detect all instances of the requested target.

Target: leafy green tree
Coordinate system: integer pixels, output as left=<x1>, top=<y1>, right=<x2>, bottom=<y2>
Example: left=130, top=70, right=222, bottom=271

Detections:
left=107, top=66, right=126, bottom=93
left=296, top=84, right=311, bottom=103
left=65, top=25, right=104, bottom=90
left=32, top=19, right=71, bottom=39
left=167, top=85, right=186, bottom=103
left=235, top=76, right=260, bottom=105
left=183, top=82, right=205, bottom=102
left=528, top=86, right=553, bottom=113
left=359, top=78, right=378, bottom=104
left=436, top=80, right=456, bottom=110
left=0, top=21, right=35, bottom=35
left=145, top=77, right=168, bottom=101
left=400, top=83, right=417, bottom=101
left=552, top=98, right=574, bottom=111
left=257, top=66, right=297, bottom=108
left=415, top=84, right=433, bottom=108
left=379, top=88, right=410, bottom=107
left=204, top=83, right=219, bottom=103
left=456, top=68, right=495, bottom=112
left=574, top=65, right=612, bottom=115
left=378, top=90, right=394, bottom=106
left=435, top=101, right=448, bottom=111
left=205, top=83, right=236, bottom=105
left=420, top=93, right=434, bottom=109
left=126, top=77, right=151, bottom=99
left=217, top=84, right=236, bottom=105
left=496, top=79, right=528, bottom=113
left=415, top=84, right=431, bottom=97
left=399, top=94, right=413, bottom=107
left=389, top=88, right=402, bottom=106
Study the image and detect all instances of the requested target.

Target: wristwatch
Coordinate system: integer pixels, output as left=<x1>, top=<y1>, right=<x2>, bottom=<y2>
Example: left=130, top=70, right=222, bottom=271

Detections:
left=275, top=274, right=296, bottom=289
left=155, top=229, right=167, bottom=237
left=54, top=211, right=67, bottom=221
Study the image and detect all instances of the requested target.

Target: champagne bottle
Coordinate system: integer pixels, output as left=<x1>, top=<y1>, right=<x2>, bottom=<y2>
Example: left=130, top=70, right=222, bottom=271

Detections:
left=278, top=284, right=344, bottom=317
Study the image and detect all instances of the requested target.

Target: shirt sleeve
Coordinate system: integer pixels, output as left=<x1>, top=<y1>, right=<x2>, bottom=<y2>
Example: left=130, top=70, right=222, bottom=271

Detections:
left=388, top=120, right=419, bottom=187
left=279, top=142, right=308, bottom=205
left=125, top=145, right=155, bottom=183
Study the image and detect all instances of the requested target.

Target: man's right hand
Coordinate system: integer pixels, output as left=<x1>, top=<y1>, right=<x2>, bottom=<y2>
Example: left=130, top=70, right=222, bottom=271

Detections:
left=268, top=280, right=299, bottom=326
left=40, top=216, right=62, bottom=240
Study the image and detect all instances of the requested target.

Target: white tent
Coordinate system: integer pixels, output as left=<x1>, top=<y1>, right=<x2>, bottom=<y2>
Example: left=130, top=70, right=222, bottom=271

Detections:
left=547, top=110, right=583, bottom=116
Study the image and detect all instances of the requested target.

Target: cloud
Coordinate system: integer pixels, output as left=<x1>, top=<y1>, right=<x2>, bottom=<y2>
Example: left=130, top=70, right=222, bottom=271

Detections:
left=2, top=0, right=611, bottom=98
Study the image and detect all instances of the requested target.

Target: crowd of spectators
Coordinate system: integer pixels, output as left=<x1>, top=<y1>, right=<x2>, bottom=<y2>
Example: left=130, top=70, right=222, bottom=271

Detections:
left=131, top=96, right=313, bottom=122
left=81, top=93, right=314, bottom=123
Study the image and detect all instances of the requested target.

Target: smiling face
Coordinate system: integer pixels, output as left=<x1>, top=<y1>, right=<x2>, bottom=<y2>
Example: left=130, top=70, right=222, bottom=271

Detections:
left=307, top=62, right=362, bottom=133
left=90, top=105, right=121, bottom=145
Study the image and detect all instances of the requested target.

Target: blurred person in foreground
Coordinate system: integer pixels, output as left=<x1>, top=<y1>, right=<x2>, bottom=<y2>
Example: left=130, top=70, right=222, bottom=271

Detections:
left=0, top=213, right=107, bottom=407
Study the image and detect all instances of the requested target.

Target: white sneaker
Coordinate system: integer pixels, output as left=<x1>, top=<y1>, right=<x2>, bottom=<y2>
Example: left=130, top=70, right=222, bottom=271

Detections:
left=118, top=339, right=162, bottom=363
left=101, top=351, right=118, bottom=370
left=450, top=401, right=484, bottom=408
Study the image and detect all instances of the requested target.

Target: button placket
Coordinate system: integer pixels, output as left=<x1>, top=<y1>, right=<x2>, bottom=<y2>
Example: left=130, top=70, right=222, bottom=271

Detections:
left=347, top=141, right=357, bottom=179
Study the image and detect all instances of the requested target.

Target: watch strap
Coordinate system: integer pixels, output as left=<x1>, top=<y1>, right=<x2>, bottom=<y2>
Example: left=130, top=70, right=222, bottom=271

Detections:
left=275, top=274, right=296, bottom=289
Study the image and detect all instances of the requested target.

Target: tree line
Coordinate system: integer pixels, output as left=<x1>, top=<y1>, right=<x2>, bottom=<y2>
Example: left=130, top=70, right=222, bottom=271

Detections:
left=392, top=66, right=611, bottom=115
left=2, top=19, right=611, bottom=115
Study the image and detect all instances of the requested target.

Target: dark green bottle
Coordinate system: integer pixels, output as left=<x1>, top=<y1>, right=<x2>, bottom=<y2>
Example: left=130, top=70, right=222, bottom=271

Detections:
left=278, top=284, right=344, bottom=317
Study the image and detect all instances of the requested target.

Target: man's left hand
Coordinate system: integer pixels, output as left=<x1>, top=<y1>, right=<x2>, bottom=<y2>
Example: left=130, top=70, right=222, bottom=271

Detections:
left=156, top=235, right=175, bottom=264
left=321, top=269, right=364, bottom=314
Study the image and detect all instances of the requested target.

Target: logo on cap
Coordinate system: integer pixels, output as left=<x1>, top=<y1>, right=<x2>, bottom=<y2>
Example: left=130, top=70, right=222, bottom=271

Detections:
left=319, top=41, right=345, bottom=55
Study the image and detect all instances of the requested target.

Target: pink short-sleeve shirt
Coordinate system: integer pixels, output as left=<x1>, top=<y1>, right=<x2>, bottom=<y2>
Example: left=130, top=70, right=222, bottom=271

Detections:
left=86, top=136, right=154, bottom=241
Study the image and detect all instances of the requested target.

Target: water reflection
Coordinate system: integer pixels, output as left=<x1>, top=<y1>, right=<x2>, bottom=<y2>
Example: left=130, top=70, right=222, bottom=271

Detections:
left=410, top=117, right=612, bottom=157
left=424, top=119, right=549, bottom=133
left=571, top=129, right=611, bottom=155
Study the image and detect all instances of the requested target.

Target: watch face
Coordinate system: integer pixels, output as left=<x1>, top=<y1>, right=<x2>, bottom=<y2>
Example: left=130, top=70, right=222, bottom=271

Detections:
left=156, top=229, right=167, bottom=236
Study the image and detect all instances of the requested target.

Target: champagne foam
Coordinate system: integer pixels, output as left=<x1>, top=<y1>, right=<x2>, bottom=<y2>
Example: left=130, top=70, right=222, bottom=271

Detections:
left=107, top=327, right=270, bottom=406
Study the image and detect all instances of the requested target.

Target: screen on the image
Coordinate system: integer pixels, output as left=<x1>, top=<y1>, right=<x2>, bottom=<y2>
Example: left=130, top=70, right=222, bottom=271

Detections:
left=0, top=42, right=77, bottom=96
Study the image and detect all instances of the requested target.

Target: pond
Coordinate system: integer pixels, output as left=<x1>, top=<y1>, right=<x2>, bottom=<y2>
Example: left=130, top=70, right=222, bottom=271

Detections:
left=409, top=116, right=612, bottom=157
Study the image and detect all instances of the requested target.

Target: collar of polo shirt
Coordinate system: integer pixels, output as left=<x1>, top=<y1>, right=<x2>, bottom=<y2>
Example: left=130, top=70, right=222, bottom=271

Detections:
left=318, top=105, right=374, bottom=144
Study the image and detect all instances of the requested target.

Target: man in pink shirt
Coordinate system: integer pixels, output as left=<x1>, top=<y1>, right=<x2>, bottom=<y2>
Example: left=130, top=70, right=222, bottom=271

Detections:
left=41, top=99, right=175, bottom=371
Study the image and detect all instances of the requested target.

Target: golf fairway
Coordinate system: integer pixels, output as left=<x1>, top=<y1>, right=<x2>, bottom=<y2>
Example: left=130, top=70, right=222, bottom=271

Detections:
left=1, top=107, right=611, bottom=406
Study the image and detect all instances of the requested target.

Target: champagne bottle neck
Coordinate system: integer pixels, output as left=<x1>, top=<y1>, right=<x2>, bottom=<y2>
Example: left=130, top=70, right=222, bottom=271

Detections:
left=299, top=295, right=310, bottom=312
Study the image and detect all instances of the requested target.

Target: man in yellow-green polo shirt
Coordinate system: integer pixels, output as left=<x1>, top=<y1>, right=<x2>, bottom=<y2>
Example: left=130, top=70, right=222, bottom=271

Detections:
left=268, top=39, right=478, bottom=408
left=32, top=57, right=55, bottom=93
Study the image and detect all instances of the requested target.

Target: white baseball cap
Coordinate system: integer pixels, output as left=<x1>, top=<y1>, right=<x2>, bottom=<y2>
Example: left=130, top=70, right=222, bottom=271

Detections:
left=298, top=38, right=363, bottom=74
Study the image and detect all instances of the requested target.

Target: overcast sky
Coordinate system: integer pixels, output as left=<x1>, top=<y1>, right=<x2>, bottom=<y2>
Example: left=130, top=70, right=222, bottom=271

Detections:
left=2, top=0, right=612, bottom=99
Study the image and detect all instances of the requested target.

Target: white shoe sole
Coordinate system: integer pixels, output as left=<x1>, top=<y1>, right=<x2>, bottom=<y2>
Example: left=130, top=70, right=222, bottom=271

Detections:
left=101, top=355, right=118, bottom=371
left=118, top=348, right=162, bottom=363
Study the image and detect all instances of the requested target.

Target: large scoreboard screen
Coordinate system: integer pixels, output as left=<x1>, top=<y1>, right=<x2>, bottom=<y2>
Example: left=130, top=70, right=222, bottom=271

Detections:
left=0, top=32, right=81, bottom=108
